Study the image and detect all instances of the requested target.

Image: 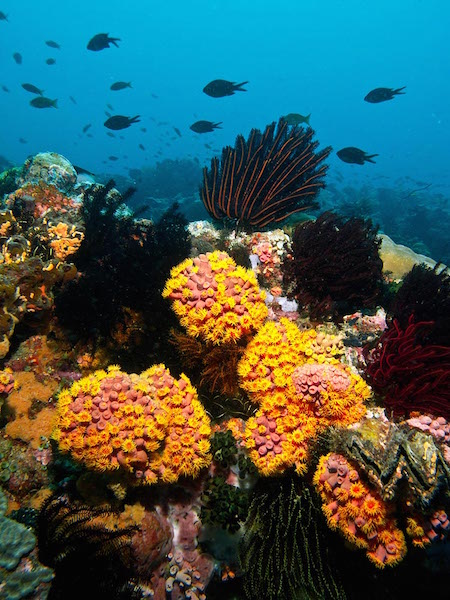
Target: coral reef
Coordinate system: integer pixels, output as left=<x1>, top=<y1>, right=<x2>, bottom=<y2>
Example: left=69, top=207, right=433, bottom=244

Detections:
left=283, top=211, right=384, bottom=320
left=0, top=157, right=82, bottom=358
left=200, top=118, right=331, bottom=228
left=54, top=364, right=212, bottom=484
left=163, top=250, right=268, bottom=344
left=18, top=152, right=77, bottom=193
left=0, top=151, right=448, bottom=598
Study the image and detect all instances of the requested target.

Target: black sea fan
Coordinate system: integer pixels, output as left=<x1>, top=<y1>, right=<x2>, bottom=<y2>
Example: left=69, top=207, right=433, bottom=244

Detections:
left=200, top=118, right=331, bottom=228
left=283, top=211, right=384, bottom=320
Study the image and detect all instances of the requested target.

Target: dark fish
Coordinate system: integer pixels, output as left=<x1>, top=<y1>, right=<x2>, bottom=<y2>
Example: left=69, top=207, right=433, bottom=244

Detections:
left=104, top=115, right=140, bottom=130
left=110, top=81, right=132, bottom=91
left=30, top=96, right=58, bottom=109
left=139, top=144, right=145, bottom=150
left=204, top=143, right=212, bottom=149
left=82, top=124, right=92, bottom=133
left=109, top=156, right=118, bottom=161
left=21, top=83, right=43, bottom=95
left=140, top=127, right=147, bottom=132
left=19, top=138, right=27, bottom=144
left=151, top=93, right=159, bottom=99
left=46, top=58, right=56, bottom=65
left=13, top=52, right=22, bottom=64
left=283, top=112, right=311, bottom=126
left=106, top=103, right=114, bottom=110
left=173, top=127, right=182, bottom=137
left=69, top=95, right=77, bottom=104
left=336, top=147, right=378, bottom=165
left=203, top=79, right=248, bottom=97
left=364, top=87, right=406, bottom=103
left=106, top=132, right=116, bottom=138
left=86, top=134, right=93, bottom=138
left=87, top=33, right=120, bottom=51
left=74, top=165, right=95, bottom=176
left=190, top=120, right=222, bottom=133
left=45, top=40, right=61, bottom=49
left=105, top=111, right=112, bottom=117
left=1, top=85, right=9, bottom=92
left=0, top=11, right=8, bottom=21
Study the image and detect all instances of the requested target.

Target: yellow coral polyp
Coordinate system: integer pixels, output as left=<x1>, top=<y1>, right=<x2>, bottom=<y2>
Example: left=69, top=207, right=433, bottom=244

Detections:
left=163, top=251, right=268, bottom=344
left=53, top=364, right=211, bottom=485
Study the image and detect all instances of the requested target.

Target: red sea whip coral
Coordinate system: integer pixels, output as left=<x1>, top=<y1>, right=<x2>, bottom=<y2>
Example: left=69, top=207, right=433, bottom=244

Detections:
left=365, top=315, right=450, bottom=418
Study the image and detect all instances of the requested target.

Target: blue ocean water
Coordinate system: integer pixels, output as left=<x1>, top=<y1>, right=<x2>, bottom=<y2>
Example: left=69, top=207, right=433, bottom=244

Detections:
left=0, top=0, right=447, bottom=182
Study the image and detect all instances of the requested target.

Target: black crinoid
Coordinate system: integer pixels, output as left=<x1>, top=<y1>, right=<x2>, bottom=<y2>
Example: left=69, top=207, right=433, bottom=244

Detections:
left=37, top=494, right=143, bottom=600
left=55, top=180, right=191, bottom=370
left=391, top=262, right=450, bottom=346
left=240, top=475, right=346, bottom=600
left=200, top=118, right=331, bottom=230
left=283, top=211, right=384, bottom=321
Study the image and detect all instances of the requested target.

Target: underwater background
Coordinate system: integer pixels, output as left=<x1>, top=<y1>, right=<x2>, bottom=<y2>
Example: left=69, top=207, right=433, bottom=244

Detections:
left=0, top=1, right=449, bottom=600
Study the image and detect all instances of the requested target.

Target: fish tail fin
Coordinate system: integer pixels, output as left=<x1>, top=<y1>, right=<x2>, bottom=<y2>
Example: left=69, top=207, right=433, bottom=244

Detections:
left=39, top=90, right=44, bottom=96
left=213, top=122, right=223, bottom=129
left=393, top=86, right=406, bottom=95
left=305, top=113, right=311, bottom=125
left=110, top=37, right=121, bottom=47
left=52, top=99, right=58, bottom=108
left=130, top=115, right=140, bottom=124
left=365, top=153, right=378, bottom=163
left=234, top=81, right=249, bottom=91
left=128, top=82, right=132, bottom=88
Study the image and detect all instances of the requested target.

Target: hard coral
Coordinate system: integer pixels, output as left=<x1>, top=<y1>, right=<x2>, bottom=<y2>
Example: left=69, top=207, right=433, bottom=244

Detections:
left=7, top=182, right=79, bottom=219
left=54, top=364, right=212, bottom=484
left=283, top=211, right=384, bottom=320
left=163, top=250, right=268, bottom=344
left=313, top=453, right=407, bottom=568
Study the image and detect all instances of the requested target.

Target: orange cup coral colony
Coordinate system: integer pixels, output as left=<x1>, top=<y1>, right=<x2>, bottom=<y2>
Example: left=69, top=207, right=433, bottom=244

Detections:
left=313, top=453, right=407, bottom=568
left=162, top=250, right=268, bottom=344
left=53, top=364, right=212, bottom=484
left=237, top=319, right=370, bottom=476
